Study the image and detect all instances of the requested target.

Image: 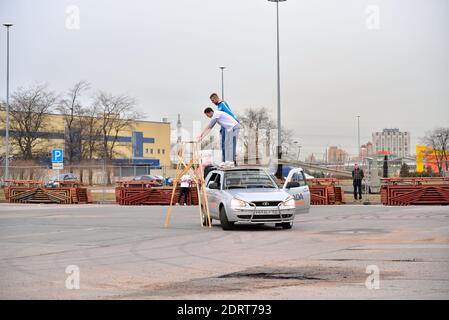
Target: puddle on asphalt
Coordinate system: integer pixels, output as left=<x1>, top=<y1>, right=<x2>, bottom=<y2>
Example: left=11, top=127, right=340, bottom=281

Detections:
left=122, top=265, right=379, bottom=298
left=218, top=267, right=326, bottom=281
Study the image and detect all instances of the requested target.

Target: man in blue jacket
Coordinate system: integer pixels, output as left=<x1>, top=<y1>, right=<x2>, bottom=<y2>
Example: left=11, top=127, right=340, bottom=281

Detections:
left=210, top=93, right=238, bottom=164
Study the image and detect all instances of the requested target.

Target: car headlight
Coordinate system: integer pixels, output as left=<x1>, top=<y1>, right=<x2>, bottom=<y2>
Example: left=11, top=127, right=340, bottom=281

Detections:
left=231, top=198, right=248, bottom=208
left=281, top=197, right=295, bottom=208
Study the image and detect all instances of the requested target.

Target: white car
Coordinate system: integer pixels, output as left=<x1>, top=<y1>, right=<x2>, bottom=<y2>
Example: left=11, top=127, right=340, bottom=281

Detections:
left=204, top=166, right=310, bottom=230
left=45, top=173, right=78, bottom=188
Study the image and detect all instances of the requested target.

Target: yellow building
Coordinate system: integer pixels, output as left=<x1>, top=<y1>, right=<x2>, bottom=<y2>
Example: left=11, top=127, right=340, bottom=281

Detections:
left=0, top=111, right=171, bottom=168
left=416, top=145, right=448, bottom=173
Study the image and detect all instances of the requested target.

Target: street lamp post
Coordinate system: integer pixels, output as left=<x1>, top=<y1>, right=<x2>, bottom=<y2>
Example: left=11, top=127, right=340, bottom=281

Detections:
left=3, top=23, right=13, bottom=182
left=357, top=115, right=361, bottom=161
left=268, top=0, right=286, bottom=179
left=219, top=66, right=226, bottom=100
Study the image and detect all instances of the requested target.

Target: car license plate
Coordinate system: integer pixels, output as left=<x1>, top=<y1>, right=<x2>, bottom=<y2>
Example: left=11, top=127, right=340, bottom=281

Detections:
left=255, top=210, right=279, bottom=215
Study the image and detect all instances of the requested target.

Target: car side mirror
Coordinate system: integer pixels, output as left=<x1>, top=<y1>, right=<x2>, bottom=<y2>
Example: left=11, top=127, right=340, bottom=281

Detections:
left=286, top=181, right=300, bottom=189
left=208, top=182, right=220, bottom=190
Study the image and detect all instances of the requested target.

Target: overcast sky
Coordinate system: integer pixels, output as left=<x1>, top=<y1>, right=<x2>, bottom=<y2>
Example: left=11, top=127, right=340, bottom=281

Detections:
left=1, top=0, right=448, bottom=159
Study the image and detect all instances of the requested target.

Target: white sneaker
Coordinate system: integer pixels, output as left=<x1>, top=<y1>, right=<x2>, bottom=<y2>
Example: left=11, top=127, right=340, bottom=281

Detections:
left=218, top=162, right=226, bottom=167
left=225, top=161, right=235, bottom=168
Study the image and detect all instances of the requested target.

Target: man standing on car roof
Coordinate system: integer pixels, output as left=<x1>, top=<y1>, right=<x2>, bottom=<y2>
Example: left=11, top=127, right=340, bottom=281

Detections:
left=209, top=93, right=238, bottom=165
left=197, top=107, right=240, bottom=168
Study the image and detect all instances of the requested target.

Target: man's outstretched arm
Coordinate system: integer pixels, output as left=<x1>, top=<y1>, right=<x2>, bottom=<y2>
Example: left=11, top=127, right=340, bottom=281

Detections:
left=197, top=127, right=212, bottom=142
left=196, top=118, right=217, bottom=142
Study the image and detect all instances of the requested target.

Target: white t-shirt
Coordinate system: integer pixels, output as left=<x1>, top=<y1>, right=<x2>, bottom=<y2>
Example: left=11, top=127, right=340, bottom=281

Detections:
left=208, top=110, right=238, bottom=131
left=180, top=175, right=191, bottom=188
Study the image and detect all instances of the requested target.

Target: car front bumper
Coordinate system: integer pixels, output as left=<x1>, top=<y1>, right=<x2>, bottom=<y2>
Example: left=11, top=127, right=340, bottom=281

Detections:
left=229, top=206, right=296, bottom=224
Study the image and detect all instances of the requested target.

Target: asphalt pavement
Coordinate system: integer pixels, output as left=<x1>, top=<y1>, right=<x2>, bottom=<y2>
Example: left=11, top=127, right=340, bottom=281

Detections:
left=0, top=203, right=448, bottom=299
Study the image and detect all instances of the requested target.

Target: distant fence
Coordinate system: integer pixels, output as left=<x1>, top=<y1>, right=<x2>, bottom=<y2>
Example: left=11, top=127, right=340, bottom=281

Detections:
left=0, top=164, right=176, bottom=186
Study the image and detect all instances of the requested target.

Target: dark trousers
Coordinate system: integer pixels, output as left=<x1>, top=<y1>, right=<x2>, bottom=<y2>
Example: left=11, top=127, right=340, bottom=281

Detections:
left=353, top=179, right=362, bottom=200
left=178, top=187, right=189, bottom=204
left=220, top=127, right=226, bottom=162
left=233, top=132, right=237, bottom=164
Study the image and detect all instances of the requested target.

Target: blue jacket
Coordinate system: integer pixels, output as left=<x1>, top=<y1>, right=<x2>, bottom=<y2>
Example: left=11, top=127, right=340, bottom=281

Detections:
left=217, top=101, right=238, bottom=121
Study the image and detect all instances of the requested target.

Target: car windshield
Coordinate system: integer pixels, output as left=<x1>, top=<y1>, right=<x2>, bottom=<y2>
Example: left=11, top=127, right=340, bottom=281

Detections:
left=224, top=170, right=278, bottom=189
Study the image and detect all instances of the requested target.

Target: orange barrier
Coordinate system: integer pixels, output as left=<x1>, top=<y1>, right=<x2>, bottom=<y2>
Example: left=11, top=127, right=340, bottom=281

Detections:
left=115, top=181, right=198, bottom=205
left=3, top=180, right=92, bottom=204
left=308, top=178, right=345, bottom=205
left=380, top=177, right=449, bottom=206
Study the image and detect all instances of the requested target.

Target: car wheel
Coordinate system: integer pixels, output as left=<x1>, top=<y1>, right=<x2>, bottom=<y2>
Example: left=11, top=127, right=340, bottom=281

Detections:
left=219, top=206, right=234, bottom=230
left=281, top=222, right=292, bottom=229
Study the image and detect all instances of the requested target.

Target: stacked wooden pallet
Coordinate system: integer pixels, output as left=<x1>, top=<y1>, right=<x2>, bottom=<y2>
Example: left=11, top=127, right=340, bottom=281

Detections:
left=380, top=177, right=449, bottom=206
left=115, top=181, right=198, bottom=206
left=3, top=180, right=92, bottom=204
left=308, top=178, right=345, bottom=205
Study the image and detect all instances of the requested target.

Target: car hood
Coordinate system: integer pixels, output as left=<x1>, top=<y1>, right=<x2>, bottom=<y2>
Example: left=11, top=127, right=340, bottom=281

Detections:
left=225, top=189, right=290, bottom=202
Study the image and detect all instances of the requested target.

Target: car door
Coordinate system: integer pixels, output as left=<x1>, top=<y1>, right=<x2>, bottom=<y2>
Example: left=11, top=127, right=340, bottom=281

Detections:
left=205, top=172, right=221, bottom=218
left=283, top=168, right=311, bottom=214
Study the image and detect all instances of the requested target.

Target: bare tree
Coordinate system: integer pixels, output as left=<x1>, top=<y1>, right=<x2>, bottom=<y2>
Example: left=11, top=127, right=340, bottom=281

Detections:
left=80, top=104, right=101, bottom=161
left=4, top=85, right=57, bottom=160
left=94, top=92, right=139, bottom=184
left=237, top=107, right=297, bottom=164
left=238, top=107, right=273, bottom=163
left=57, top=81, right=90, bottom=165
left=421, top=127, right=449, bottom=173
left=279, top=128, right=295, bottom=159
left=267, top=127, right=295, bottom=159
left=76, top=103, right=102, bottom=185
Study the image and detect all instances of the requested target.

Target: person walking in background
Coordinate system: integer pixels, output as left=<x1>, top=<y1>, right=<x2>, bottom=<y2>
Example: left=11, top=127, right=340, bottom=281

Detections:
left=177, top=174, right=192, bottom=205
left=210, top=93, right=238, bottom=164
left=352, top=163, right=364, bottom=202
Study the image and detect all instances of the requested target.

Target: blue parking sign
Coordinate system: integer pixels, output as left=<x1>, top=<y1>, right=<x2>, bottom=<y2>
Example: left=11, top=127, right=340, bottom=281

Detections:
left=52, top=148, right=64, bottom=163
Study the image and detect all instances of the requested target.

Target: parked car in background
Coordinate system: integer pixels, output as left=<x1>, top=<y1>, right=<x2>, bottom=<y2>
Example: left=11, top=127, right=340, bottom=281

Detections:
left=273, top=165, right=314, bottom=180
left=153, top=175, right=165, bottom=185
left=45, top=173, right=78, bottom=188
left=132, top=175, right=163, bottom=186
left=204, top=166, right=310, bottom=230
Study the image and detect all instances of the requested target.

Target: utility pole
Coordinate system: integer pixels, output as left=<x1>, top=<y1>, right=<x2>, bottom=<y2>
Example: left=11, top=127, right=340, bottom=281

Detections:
left=219, top=66, right=225, bottom=100
left=268, top=0, right=287, bottom=178
left=3, top=23, right=13, bottom=182
left=357, top=115, right=361, bottom=161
